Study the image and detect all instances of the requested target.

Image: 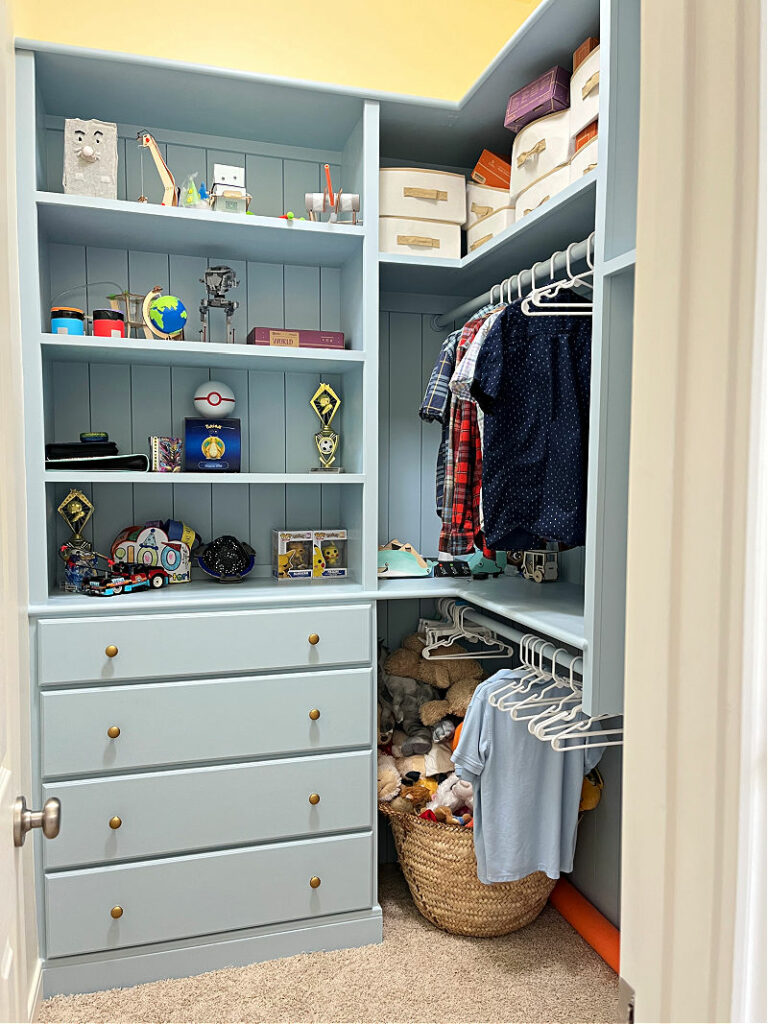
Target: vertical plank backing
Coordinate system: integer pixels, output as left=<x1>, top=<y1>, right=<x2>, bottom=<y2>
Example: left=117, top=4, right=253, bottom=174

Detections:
left=245, top=155, right=283, bottom=217
left=50, top=361, right=90, bottom=442
left=47, top=243, right=86, bottom=314
left=284, top=373, right=320, bottom=473
left=247, top=262, right=284, bottom=329
left=386, top=313, right=423, bottom=545
left=283, top=160, right=320, bottom=216
left=89, top=363, right=132, bottom=455
left=248, top=370, right=285, bottom=473
left=85, top=247, right=129, bottom=316
left=284, top=266, right=320, bottom=330
left=378, top=312, right=390, bottom=544
left=131, top=364, right=172, bottom=448
left=211, top=482, right=250, bottom=539
left=285, top=483, right=321, bottom=530
left=249, top=483, right=286, bottom=574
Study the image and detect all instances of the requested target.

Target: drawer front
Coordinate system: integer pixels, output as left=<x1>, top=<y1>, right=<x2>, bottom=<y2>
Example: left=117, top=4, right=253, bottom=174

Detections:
left=510, top=110, right=572, bottom=201
left=570, top=46, right=601, bottom=137
left=43, top=751, right=373, bottom=869
left=37, top=603, right=371, bottom=686
left=41, top=668, right=373, bottom=777
left=45, top=832, right=373, bottom=957
left=379, top=216, right=461, bottom=259
left=379, top=167, right=466, bottom=224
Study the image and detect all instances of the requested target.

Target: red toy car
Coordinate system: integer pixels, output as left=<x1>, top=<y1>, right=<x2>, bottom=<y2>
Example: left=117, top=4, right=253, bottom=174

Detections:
left=82, top=562, right=169, bottom=597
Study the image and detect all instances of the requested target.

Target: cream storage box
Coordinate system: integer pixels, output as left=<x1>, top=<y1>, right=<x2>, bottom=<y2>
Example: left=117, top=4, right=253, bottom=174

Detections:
left=515, top=164, right=571, bottom=221
left=379, top=216, right=461, bottom=259
left=379, top=167, right=466, bottom=224
left=465, top=182, right=509, bottom=228
left=510, top=109, right=572, bottom=201
left=569, top=135, right=598, bottom=182
left=466, top=206, right=516, bottom=253
left=570, top=46, right=600, bottom=137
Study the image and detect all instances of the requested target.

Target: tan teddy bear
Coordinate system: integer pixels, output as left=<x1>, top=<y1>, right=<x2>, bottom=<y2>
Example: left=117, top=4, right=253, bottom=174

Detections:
left=384, top=633, right=484, bottom=691
left=420, top=676, right=482, bottom=726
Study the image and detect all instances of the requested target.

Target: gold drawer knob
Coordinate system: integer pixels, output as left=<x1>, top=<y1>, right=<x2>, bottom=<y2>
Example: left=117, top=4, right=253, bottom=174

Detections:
left=107, top=725, right=121, bottom=739
left=309, top=876, right=321, bottom=889
left=308, top=793, right=320, bottom=805
left=110, top=906, right=123, bottom=919
left=105, top=644, right=119, bottom=658
left=109, top=816, right=122, bottom=830
left=308, top=709, right=320, bottom=721
left=308, top=633, right=320, bottom=646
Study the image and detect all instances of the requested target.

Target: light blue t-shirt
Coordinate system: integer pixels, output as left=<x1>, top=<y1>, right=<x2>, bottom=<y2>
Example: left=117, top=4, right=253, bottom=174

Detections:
left=453, top=669, right=604, bottom=884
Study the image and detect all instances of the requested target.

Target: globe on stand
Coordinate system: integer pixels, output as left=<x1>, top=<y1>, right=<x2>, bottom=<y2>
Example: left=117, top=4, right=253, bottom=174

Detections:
left=141, top=286, right=188, bottom=340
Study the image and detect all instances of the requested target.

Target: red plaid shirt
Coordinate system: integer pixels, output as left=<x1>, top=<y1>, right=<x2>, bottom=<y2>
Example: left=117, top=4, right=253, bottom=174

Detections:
left=439, top=318, right=494, bottom=557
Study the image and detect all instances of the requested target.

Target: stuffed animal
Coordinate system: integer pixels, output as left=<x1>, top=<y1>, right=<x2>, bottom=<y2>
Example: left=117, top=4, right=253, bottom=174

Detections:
left=382, top=672, right=437, bottom=756
left=377, top=751, right=401, bottom=802
left=426, top=771, right=474, bottom=814
left=378, top=695, right=396, bottom=745
left=384, top=633, right=484, bottom=691
left=425, top=805, right=473, bottom=826
left=392, top=733, right=453, bottom=780
left=390, top=780, right=432, bottom=814
left=432, top=717, right=456, bottom=744
left=420, top=676, right=482, bottom=726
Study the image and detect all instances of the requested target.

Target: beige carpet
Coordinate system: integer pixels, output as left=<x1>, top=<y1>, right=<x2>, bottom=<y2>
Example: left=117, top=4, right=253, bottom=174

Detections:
left=40, top=866, right=619, bottom=1024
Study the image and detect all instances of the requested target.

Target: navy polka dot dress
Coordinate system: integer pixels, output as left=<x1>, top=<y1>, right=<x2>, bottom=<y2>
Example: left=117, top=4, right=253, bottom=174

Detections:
left=470, top=300, right=592, bottom=550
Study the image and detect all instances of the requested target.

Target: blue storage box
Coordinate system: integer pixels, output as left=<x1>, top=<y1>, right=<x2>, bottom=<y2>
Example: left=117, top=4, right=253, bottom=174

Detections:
left=184, top=418, right=241, bottom=472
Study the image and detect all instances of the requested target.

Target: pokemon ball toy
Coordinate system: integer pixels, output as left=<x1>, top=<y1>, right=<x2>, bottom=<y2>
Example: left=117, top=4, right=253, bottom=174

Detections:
left=193, top=381, right=236, bottom=418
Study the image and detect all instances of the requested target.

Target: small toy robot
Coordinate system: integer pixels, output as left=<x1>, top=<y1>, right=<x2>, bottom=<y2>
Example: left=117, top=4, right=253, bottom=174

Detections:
left=199, top=265, right=239, bottom=344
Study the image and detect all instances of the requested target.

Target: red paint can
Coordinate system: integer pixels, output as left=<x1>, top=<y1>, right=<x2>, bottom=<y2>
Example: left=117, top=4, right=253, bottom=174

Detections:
left=92, top=309, right=126, bottom=338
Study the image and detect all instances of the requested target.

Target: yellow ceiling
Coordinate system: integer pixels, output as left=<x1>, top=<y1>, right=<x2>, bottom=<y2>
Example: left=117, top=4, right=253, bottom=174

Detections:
left=13, top=0, right=544, bottom=101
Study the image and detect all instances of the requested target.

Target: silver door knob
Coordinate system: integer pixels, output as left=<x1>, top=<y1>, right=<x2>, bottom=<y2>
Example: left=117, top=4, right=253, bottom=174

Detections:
left=13, top=796, right=61, bottom=847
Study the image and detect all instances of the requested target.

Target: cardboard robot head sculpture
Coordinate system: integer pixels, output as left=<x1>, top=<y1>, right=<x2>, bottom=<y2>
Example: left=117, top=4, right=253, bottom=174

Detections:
left=62, top=118, right=118, bottom=200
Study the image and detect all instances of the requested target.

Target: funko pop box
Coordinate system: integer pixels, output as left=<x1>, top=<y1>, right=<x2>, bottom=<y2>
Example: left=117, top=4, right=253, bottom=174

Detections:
left=273, top=529, right=348, bottom=580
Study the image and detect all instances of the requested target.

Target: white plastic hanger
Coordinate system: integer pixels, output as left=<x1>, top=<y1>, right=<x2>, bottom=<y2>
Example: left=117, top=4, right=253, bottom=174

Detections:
left=509, top=647, right=572, bottom=720
left=521, top=234, right=595, bottom=316
left=529, top=653, right=584, bottom=738
left=487, top=633, right=537, bottom=707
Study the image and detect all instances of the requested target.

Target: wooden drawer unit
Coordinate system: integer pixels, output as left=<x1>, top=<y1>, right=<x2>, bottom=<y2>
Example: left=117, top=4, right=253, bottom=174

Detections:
left=45, top=832, right=374, bottom=958
left=37, top=603, right=372, bottom=686
left=42, top=751, right=373, bottom=869
left=41, top=668, right=373, bottom=777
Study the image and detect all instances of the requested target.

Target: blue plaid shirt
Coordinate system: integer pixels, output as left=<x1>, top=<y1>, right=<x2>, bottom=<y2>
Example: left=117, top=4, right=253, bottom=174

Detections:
left=420, top=330, right=460, bottom=423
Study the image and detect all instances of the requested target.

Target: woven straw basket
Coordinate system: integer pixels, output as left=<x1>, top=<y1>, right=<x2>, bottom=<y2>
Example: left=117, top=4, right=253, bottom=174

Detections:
left=380, top=802, right=555, bottom=937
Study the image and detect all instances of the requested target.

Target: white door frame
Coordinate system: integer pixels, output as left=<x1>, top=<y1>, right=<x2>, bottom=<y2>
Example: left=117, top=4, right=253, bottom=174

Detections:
left=0, top=1, right=40, bottom=1020
left=622, top=2, right=765, bottom=1022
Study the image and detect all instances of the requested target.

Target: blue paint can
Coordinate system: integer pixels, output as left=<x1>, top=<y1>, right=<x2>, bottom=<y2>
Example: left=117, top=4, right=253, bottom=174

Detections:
left=50, top=306, right=85, bottom=335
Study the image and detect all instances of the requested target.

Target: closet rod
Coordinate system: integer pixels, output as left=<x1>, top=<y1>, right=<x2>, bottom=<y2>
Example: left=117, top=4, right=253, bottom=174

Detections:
left=430, top=232, right=595, bottom=332
left=458, top=604, right=585, bottom=674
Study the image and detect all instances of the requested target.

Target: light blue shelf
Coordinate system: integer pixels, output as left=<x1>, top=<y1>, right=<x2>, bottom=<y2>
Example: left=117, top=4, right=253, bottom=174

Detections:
left=40, top=335, right=366, bottom=374
left=379, top=173, right=597, bottom=295
left=36, top=192, right=364, bottom=267
left=43, top=471, right=365, bottom=485
left=377, top=574, right=585, bottom=650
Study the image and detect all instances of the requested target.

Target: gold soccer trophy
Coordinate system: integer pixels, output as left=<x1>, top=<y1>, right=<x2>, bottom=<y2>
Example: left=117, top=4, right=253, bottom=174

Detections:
left=57, top=489, right=95, bottom=559
left=310, top=382, right=342, bottom=472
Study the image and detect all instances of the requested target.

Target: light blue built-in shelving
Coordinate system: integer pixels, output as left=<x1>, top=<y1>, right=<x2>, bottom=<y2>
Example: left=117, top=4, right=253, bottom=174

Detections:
left=15, top=0, right=639, bottom=990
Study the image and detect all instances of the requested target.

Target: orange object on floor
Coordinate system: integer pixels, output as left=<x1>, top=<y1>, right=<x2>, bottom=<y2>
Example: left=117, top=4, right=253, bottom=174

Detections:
left=549, top=878, right=620, bottom=973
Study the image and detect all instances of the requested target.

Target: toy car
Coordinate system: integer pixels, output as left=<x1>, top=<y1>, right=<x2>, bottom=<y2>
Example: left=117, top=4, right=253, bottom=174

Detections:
left=81, top=562, right=169, bottom=597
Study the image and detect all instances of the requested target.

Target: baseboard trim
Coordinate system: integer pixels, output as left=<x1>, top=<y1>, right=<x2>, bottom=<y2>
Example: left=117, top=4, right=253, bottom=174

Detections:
left=27, top=957, right=43, bottom=1021
left=42, top=906, right=383, bottom=999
